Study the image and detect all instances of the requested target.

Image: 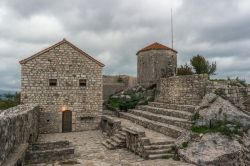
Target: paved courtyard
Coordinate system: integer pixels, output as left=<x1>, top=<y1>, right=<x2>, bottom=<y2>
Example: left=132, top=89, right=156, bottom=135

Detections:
left=29, top=131, right=193, bottom=166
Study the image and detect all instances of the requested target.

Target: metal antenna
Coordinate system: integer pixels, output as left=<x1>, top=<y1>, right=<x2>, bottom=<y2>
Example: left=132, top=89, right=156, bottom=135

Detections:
left=171, top=8, right=174, bottom=49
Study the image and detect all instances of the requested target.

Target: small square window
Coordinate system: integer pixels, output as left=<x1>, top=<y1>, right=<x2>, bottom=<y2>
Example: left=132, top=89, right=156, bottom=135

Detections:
left=79, top=79, right=87, bottom=87
left=49, top=79, right=57, bottom=86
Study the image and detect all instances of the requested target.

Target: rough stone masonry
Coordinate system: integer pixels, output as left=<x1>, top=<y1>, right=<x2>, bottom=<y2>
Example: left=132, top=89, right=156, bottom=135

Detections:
left=19, top=39, right=104, bottom=133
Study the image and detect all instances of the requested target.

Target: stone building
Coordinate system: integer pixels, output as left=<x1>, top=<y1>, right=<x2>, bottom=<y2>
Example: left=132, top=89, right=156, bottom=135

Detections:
left=19, top=39, right=104, bottom=134
left=137, top=42, right=177, bottom=87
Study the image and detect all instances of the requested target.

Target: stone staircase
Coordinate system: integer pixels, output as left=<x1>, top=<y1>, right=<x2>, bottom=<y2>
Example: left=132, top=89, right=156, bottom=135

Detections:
left=102, top=102, right=196, bottom=159
left=102, top=130, right=126, bottom=149
left=144, top=142, right=174, bottom=160
left=25, top=140, right=74, bottom=164
left=120, top=102, right=195, bottom=139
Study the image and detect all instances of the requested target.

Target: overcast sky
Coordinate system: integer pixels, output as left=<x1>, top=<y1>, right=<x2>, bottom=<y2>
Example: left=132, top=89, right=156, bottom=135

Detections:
left=0, top=0, right=250, bottom=90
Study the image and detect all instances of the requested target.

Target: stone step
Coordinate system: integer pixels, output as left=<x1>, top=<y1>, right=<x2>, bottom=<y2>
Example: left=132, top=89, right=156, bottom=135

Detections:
left=120, top=131, right=127, bottom=136
left=29, top=141, right=70, bottom=151
left=106, top=139, right=119, bottom=147
left=149, top=102, right=196, bottom=113
left=148, top=153, right=174, bottom=160
left=102, top=141, right=114, bottom=150
left=129, top=109, right=193, bottom=129
left=137, top=105, right=193, bottom=120
left=150, top=141, right=174, bottom=145
left=114, top=133, right=126, bottom=140
left=111, top=136, right=125, bottom=144
left=145, top=148, right=172, bottom=155
left=26, top=147, right=74, bottom=164
left=144, top=144, right=173, bottom=150
left=115, top=132, right=126, bottom=139
left=120, top=112, right=184, bottom=138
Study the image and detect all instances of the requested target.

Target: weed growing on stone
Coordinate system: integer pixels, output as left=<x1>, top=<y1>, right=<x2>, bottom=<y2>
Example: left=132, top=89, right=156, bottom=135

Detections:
left=192, top=112, right=200, bottom=121
left=182, top=142, right=189, bottom=148
left=214, top=88, right=227, bottom=99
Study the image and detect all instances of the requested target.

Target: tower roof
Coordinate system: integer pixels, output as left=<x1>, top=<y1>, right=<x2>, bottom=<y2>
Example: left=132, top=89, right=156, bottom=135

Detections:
left=136, top=42, right=177, bottom=55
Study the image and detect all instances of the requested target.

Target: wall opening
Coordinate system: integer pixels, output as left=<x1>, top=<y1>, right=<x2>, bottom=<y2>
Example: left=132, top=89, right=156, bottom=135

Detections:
left=62, top=110, right=72, bottom=132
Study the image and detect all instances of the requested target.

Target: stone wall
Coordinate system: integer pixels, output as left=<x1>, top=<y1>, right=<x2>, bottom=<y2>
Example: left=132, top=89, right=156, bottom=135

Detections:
left=103, top=75, right=137, bottom=101
left=156, top=74, right=209, bottom=106
left=100, top=116, right=150, bottom=158
left=137, top=49, right=177, bottom=87
left=156, top=74, right=249, bottom=110
left=100, top=115, right=122, bottom=136
left=243, top=97, right=250, bottom=113
left=123, top=128, right=150, bottom=158
left=207, top=81, right=249, bottom=111
left=20, top=40, right=103, bottom=133
left=0, top=104, right=39, bottom=165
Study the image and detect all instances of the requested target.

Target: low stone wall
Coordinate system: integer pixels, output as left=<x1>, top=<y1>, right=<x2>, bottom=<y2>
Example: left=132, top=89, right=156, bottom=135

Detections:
left=100, top=115, right=122, bottom=136
left=124, top=128, right=150, bottom=158
left=100, top=116, right=150, bottom=158
left=0, top=104, right=39, bottom=165
left=156, top=74, right=209, bottom=105
left=26, top=140, right=74, bottom=164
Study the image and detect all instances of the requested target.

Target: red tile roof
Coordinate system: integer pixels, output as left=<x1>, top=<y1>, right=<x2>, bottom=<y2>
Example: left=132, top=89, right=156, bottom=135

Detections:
left=136, top=42, right=177, bottom=55
left=19, top=38, right=105, bottom=67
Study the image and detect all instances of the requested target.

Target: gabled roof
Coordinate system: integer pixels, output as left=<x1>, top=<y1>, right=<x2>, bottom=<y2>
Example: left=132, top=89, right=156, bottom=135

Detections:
left=19, top=38, right=105, bottom=67
left=136, top=42, right=177, bottom=55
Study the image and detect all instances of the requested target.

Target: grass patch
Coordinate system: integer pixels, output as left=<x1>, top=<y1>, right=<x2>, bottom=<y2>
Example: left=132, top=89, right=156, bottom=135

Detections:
left=191, top=121, right=241, bottom=137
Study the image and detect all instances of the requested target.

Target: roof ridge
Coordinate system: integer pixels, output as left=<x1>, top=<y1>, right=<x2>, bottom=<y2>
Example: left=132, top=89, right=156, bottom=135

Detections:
left=19, top=38, right=105, bottom=67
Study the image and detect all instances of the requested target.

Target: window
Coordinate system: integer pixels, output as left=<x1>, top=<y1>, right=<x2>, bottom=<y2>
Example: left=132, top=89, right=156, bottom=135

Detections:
left=49, top=79, right=57, bottom=86
left=79, top=79, right=87, bottom=87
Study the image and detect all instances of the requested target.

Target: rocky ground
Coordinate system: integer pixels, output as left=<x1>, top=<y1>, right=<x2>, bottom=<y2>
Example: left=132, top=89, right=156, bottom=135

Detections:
left=28, top=131, right=193, bottom=166
left=176, top=93, right=250, bottom=165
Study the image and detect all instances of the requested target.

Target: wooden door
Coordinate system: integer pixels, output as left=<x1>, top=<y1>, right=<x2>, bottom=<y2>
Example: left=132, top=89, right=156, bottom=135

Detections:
left=62, top=110, right=72, bottom=132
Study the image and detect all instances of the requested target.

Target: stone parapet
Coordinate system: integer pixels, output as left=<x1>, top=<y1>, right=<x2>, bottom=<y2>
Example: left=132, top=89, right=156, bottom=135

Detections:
left=0, top=104, right=39, bottom=165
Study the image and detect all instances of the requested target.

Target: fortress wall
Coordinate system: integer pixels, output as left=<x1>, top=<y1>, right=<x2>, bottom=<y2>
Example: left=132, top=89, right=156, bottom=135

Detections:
left=207, top=81, right=249, bottom=111
left=103, top=75, right=137, bottom=101
left=156, top=74, right=209, bottom=106
left=0, top=104, right=39, bottom=165
left=156, top=74, right=249, bottom=110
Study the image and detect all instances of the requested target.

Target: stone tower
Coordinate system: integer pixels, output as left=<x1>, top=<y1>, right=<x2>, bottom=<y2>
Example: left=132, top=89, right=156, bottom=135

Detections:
left=137, top=42, right=177, bottom=87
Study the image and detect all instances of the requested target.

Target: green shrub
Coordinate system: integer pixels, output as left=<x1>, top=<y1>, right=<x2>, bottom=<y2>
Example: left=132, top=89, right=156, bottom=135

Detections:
left=190, top=55, right=216, bottom=76
left=177, top=64, right=193, bottom=76
left=228, top=77, right=248, bottom=87
left=107, top=95, right=143, bottom=111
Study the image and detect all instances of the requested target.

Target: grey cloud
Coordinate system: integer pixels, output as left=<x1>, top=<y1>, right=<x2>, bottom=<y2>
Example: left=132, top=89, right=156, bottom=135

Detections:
left=0, top=0, right=250, bottom=90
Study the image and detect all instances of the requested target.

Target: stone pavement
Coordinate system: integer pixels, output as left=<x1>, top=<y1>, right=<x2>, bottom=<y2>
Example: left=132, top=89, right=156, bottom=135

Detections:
left=28, top=131, right=193, bottom=166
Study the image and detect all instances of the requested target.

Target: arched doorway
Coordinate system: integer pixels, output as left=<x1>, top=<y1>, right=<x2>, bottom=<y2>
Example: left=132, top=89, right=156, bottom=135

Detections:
left=62, top=110, right=72, bottom=132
